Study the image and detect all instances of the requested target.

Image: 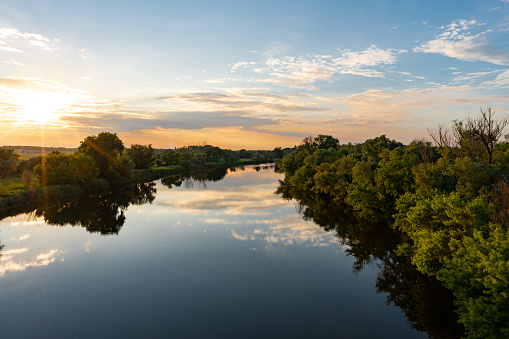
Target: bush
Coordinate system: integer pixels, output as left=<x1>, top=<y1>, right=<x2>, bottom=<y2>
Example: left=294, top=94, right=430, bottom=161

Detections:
left=34, top=153, right=100, bottom=186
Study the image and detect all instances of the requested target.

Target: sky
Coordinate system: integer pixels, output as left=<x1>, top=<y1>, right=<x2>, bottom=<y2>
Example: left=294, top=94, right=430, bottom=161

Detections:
left=0, top=0, right=509, bottom=150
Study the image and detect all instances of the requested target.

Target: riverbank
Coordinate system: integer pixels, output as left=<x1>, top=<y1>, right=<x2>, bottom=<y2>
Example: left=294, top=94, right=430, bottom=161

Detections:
left=0, top=165, right=184, bottom=219
left=0, top=160, right=275, bottom=220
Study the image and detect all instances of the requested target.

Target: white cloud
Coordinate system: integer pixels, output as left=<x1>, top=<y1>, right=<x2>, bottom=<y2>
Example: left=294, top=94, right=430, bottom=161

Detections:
left=4, top=59, right=25, bottom=66
left=414, top=19, right=509, bottom=65
left=232, top=45, right=401, bottom=88
left=0, top=45, right=22, bottom=53
left=481, top=69, right=509, bottom=88
left=0, top=247, right=64, bottom=276
left=451, top=70, right=500, bottom=84
left=0, top=27, right=58, bottom=52
left=80, top=48, right=91, bottom=59
left=231, top=215, right=338, bottom=247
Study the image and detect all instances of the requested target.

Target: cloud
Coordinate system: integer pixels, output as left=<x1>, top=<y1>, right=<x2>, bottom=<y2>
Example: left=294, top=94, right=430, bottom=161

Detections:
left=321, top=85, right=474, bottom=119
left=231, top=61, right=257, bottom=71
left=0, top=247, right=64, bottom=276
left=228, top=215, right=338, bottom=247
left=451, top=70, right=501, bottom=84
left=0, top=45, right=22, bottom=53
left=0, top=27, right=58, bottom=53
left=159, top=90, right=325, bottom=114
left=414, top=19, right=509, bottom=65
left=4, top=59, right=25, bottom=66
left=80, top=48, right=91, bottom=59
left=232, top=45, right=401, bottom=88
left=481, top=69, right=509, bottom=88
left=0, top=76, right=122, bottom=127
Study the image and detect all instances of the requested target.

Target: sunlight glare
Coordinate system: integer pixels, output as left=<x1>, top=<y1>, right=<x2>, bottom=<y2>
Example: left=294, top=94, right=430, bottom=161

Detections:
left=18, top=90, right=71, bottom=125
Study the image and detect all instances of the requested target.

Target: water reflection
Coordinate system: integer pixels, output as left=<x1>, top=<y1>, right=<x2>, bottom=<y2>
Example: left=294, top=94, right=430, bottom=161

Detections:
left=276, top=178, right=465, bottom=339
left=30, top=182, right=156, bottom=235
left=161, top=166, right=229, bottom=190
left=0, top=165, right=463, bottom=337
left=0, top=247, right=63, bottom=276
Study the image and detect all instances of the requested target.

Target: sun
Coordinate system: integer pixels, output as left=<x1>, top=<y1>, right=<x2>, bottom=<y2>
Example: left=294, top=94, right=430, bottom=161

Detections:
left=18, top=90, right=69, bottom=125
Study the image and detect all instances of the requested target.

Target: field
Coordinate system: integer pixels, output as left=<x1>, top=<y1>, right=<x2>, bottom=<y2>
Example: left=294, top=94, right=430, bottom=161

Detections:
left=2, top=146, right=77, bottom=160
left=0, top=175, right=25, bottom=197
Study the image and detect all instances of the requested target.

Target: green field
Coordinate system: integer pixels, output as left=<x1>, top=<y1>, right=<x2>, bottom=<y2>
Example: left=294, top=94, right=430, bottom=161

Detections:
left=0, top=175, right=25, bottom=197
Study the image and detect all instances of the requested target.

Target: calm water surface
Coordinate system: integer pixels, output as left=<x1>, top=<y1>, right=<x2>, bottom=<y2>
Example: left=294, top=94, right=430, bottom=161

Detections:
left=0, top=165, right=428, bottom=338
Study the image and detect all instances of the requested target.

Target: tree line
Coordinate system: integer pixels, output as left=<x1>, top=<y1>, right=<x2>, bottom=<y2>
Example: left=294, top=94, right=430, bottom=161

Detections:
left=276, top=108, right=509, bottom=339
left=0, top=132, right=290, bottom=188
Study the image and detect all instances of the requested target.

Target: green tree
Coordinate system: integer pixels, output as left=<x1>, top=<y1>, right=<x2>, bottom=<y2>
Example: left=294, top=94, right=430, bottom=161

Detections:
left=0, top=148, right=20, bottom=178
left=34, top=153, right=99, bottom=186
left=126, top=144, right=155, bottom=169
left=273, top=147, right=284, bottom=159
left=440, top=224, right=509, bottom=338
left=77, top=132, right=125, bottom=176
left=394, top=191, right=490, bottom=276
left=160, top=149, right=184, bottom=166
left=16, top=155, right=43, bottom=174
left=312, top=134, right=340, bottom=150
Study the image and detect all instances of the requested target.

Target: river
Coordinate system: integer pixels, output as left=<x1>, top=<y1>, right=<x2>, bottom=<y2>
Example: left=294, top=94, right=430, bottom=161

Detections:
left=0, top=165, right=460, bottom=338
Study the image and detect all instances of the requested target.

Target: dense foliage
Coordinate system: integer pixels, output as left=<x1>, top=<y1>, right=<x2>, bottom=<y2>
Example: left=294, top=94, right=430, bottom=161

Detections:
left=126, top=144, right=155, bottom=169
left=0, top=148, right=20, bottom=178
left=277, top=110, right=509, bottom=338
left=34, top=153, right=100, bottom=186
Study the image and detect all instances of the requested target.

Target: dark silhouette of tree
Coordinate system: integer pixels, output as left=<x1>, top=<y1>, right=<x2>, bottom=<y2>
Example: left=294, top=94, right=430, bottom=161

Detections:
left=126, top=144, right=155, bottom=169
left=0, top=148, right=20, bottom=178
left=77, top=132, right=125, bottom=176
left=34, top=182, right=156, bottom=235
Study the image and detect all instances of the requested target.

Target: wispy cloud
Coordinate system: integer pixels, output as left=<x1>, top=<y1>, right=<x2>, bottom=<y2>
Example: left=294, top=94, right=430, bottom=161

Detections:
left=3, top=59, right=25, bottom=66
left=159, top=90, right=324, bottom=114
left=451, top=70, right=501, bottom=84
left=414, top=19, right=509, bottom=65
left=80, top=48, right=91, bottom=59
left=0, top=247, right=64, bottom=276
left=481, top=69, right=509, bottom=88
left=0, top=27, right=58, bottom=53
left=232, top=45, right=401, bottom=88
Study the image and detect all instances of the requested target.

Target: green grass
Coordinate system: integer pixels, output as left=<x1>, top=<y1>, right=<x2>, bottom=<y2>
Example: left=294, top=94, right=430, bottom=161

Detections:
left=0, top=175, right=27, bottom=197
left=150, top=165, right=182, bottom=171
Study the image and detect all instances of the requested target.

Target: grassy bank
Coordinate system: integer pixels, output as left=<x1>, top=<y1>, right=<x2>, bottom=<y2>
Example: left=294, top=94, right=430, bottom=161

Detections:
left=0, top=165, right=184, bottom=219
left=0, top=160, right=274, bottom=220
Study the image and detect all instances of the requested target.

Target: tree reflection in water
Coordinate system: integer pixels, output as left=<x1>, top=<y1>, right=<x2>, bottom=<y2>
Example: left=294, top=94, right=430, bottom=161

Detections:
left=161, top=166, right=229, bottom=190
left=277, top=178, right=465, bottom=339
left=30, top=166, right=231, bottom=235
left=31, top=182, right=157, bottom=235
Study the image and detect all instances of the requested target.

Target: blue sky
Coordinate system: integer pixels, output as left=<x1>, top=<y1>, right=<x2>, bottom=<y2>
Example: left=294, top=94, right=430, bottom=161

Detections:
left=1, top=0, right=509, bottom=149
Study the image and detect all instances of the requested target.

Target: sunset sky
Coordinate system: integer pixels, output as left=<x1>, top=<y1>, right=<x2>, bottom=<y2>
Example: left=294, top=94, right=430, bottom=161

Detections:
left=1, top=0, right=509, bottom=149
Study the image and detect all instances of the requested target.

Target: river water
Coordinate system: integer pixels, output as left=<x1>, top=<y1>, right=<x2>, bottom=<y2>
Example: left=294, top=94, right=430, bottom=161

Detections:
left=0, top=165, right=444, bottom=338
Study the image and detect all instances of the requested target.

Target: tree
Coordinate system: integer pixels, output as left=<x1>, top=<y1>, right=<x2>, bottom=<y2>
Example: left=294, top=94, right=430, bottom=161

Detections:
left=77, top=132, right=125, bottom=176
left=126, top=144, right=155, bottom=169
left=440, top=224, right=509, bottom=338
left=34, top=153, right=99, bottom=186
left=273, top=147, right=284, bottom=159
left=461, top=107, right=508, bottom=164
left=429, top=107, right=508, bottom=164
left=0, top=148, right=20, bottom=178
left=312, top=134, right=340, bottom=150
left=160, top=149, right=183, bottom=166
